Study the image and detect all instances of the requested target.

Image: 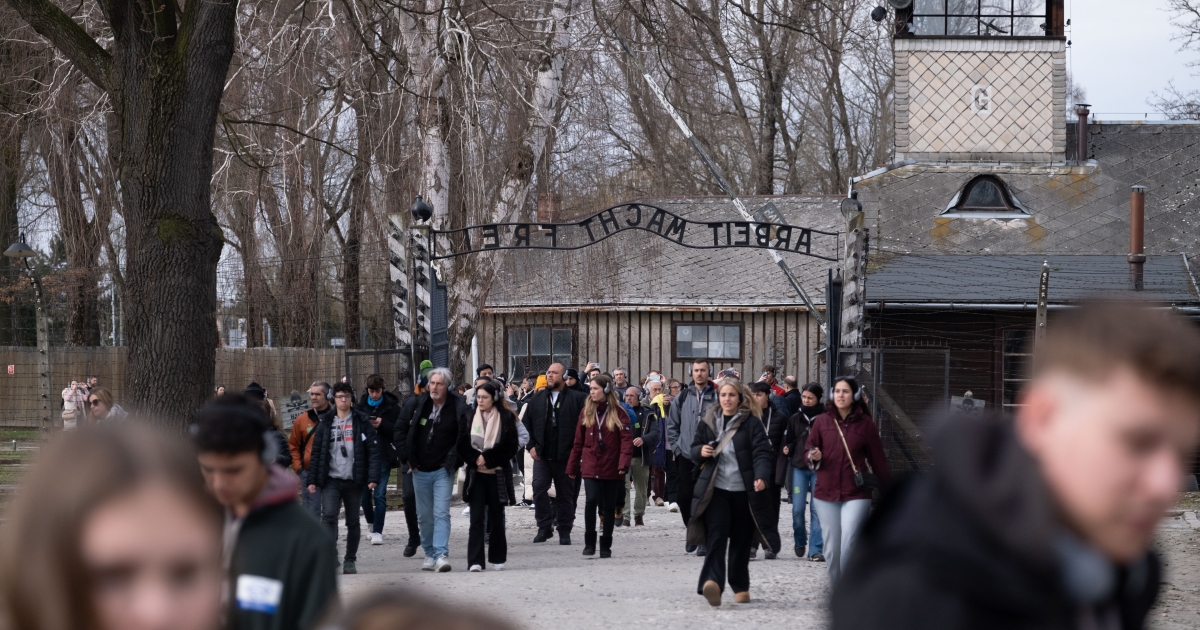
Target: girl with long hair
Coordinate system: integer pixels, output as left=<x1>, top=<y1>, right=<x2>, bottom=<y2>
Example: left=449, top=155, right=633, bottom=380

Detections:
left=782, top=381, right=827, bottom=561
left=688, top=379, right=778, bottom=606
left=805, top=376, right=891, bottom=583
left=0, top=424, right=223, bottom=630
left=457, top=381, right=520, bottom=572
left=567, top=374, right=633, bottom=558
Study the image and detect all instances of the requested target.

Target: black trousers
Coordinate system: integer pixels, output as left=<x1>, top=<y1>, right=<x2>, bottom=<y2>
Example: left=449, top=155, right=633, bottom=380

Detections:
left=675, top=455, right=698, bottom=527
left=402, top=470, right=420, bottom=543
left=502, top=461, right=516, bottom=506
left=321, top=477, right=363, bottom=561
left=664, top=452, right=680, bottom=503
left=467, top=473, right=507, bottom=567
left=583, top=478, right=624, bottom=549
left=532, top=459, right=576, bottom=532
left=698, top=488, right=754, bottom=595
left=753, top=482, right=782, bottom=550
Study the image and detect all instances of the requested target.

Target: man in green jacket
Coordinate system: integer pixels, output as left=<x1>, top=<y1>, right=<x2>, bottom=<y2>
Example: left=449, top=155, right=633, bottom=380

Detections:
left=194, top=395, right=339, bottom=630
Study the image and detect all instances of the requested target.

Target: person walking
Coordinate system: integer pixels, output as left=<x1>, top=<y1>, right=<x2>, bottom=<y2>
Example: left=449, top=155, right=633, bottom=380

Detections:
left=193, top=396, right=338, bottom=630
left=357, top=374, right=400, bottom=545
left=567, top=375, right=633, bottom=558
left=61, top=380, right=88, bottom=430
left=394, top=393, right=424, bottom=557
left=643, top=379, right=670, bottom=506
left=458, top=381, right=520, bottom=572
left=781, top=376, right=803, bottom=415
left=289, top=382, right=334, bottom=519
left=666, top=361, right=718, bottom=555
left=782, top=382, right=825, bottom=561
left=244, top=383, right=293, bottom=469
left=689, top=379, right=778, bottom=607
left=748, top=381, right=788, bottom=559
left=621, top=386, right=659, bottom=526
left=307, top=382, right=381, bottom=575
left=394, top=368, right=468, bottom=572
left=523, top=362, right=587, bottom=545
left=806, top=376, right=891, bottom=583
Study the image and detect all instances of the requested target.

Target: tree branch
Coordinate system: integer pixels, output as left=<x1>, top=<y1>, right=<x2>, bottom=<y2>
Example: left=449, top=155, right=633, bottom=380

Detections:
left=4, top=0, right=111, bottom=92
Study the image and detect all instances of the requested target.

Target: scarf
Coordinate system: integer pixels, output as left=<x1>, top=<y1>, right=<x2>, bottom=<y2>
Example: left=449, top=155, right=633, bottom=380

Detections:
left=470, top=406, right=501, bottom=454
left=367, top=395, right=382, bottom=408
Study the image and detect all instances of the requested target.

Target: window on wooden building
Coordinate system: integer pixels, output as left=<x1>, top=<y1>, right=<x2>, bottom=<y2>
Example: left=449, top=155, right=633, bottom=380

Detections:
left=674, top=323, right=742, bottom=361
left=1002, top=328, right=1032, bottom=411
left=911, top=0, right=1046, bottom=37
left=507, top=327, right=574, bottom=379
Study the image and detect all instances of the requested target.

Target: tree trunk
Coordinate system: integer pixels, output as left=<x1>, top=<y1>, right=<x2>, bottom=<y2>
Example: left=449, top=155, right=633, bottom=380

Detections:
left=0, top=121, right=19, bottom=345
left=6, top=0, right=238, bottom=428
left=341, top=98, right=370, bottom=349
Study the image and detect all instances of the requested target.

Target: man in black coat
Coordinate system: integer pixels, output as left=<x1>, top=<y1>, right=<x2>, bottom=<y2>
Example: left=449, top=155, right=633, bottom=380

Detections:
left=393, top=367, right=470, bottom=572
left=194, top=396, right=338, bottom=630
left=394, top=393, right=423, bottom=557
left=749, top=381, right=788, bottom=559
left=307, top=382, right=381, bottom=575
left=834, top=303, right=1200, bottom=630
left=522, top=362, right=587, bottom=545
left=356, top=373, right=401, bottom=545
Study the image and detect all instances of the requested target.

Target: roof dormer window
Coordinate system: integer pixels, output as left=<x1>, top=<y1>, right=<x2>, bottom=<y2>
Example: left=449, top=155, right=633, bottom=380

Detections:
left=942, top=175, right=1029, bottom=218
left=910, top=0, right=1047, bottom=37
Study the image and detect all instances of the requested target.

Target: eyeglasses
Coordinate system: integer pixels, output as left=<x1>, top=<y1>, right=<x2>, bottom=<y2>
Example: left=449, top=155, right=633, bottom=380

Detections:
left=669, top=385, right=681, bottom=391
left=88, top=399, right=101, bottom=406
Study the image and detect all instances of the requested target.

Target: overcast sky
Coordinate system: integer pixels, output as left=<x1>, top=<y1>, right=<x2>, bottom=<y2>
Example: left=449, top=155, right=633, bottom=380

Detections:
left=1071, top=0, right=1200, bottom=118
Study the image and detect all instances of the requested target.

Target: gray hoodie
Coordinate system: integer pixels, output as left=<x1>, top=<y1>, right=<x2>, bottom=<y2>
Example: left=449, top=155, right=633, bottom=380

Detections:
left=666, top=381, right=717, bottom=463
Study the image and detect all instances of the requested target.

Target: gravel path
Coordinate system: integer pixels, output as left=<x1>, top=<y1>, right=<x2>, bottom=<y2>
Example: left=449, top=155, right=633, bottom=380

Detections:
left=338, top=497, right=830, bottom=629
left=336, top=499, right=1199, bottom=629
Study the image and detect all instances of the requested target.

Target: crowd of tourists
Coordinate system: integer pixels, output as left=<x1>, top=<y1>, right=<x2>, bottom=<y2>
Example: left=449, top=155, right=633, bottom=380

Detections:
left=9, top=302, right=1200, bottom=630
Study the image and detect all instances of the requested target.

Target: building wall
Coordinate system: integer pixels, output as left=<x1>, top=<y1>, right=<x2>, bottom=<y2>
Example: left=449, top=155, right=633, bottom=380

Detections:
left=895, top=38, right=1066, bottom=162
left=478, top=309, right=821, bottom=385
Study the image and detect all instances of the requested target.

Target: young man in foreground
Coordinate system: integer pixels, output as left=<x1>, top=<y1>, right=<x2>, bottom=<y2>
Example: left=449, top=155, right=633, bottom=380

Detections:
left=194, top=396, right=338, bottom=630
left=834, top=302, right=1200, bottom=629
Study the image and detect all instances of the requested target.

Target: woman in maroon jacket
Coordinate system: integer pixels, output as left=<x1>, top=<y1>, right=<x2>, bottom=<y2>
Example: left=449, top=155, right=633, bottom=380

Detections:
left=568, top=374, right=633, bottom=558
left=805, top=376, right=891, bottom=584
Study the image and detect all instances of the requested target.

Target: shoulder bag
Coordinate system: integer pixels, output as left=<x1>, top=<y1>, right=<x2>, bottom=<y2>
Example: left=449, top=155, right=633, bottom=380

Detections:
left=833, top=417, right=879, bottom=490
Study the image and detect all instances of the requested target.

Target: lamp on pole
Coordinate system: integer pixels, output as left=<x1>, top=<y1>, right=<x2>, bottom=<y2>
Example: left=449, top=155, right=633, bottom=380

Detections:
left=4, top=235, right=54, bottom=431
left=409, top=196, right=433, bottom=388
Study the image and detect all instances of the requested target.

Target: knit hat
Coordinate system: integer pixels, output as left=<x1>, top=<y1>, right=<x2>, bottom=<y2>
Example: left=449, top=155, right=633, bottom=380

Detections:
left=565, top=368, right=580, bottom=381
left=535, top=375, right=548, bottom=390
left=419, top=359, right=433, bottom=371
left=243, top=382, right=266, bottom=401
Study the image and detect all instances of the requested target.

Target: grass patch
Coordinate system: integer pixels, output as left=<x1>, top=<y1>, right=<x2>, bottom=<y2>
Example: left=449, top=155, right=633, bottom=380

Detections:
left=1175, top=492, right=1200, bottom=511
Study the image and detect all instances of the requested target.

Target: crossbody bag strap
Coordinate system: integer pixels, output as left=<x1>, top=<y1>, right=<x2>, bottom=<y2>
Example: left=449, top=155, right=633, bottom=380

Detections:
left=712, top=414, right=745, bottom=457
left=831, top=417, right=860, bottom=475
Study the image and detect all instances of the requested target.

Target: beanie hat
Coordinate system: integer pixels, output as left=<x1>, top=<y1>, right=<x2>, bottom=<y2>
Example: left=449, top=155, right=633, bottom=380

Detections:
left=243, top=382, right=266, bottom=401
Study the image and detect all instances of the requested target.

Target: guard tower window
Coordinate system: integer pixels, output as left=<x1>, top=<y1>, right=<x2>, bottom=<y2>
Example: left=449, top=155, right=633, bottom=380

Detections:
left=911, top=0, right=1046, bottom=37
left=954, top=175, right=1020, bottom=212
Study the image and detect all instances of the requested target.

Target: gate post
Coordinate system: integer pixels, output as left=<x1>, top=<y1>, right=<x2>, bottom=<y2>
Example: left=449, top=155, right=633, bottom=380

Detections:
left=839, top=192, right=868, bottom=377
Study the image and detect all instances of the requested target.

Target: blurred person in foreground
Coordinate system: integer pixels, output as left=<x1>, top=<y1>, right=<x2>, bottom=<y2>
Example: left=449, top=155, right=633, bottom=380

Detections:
left=194, top=396, right=337, bottom=630
left=0, top=424, right=223, bottom=630
left=833, top=302, right=1200, bottom=630
left=319, top=588, right=517, bottom=630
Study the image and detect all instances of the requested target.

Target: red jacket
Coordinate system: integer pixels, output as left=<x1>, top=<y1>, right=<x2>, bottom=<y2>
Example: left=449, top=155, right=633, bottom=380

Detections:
left=805, top=408, right=892, bottom=502
left=567, top=402, right=633, bottom=480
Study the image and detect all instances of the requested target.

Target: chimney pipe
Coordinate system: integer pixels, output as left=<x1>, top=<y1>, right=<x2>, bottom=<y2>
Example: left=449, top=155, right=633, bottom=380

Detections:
left=1129, top=185, right=1146, bottom=291
left=1074, top=104, right=1091, bottom=162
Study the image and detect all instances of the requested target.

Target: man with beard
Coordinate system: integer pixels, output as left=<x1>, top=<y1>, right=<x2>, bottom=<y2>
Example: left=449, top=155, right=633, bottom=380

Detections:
left=523, top=363, right=587, bottom=545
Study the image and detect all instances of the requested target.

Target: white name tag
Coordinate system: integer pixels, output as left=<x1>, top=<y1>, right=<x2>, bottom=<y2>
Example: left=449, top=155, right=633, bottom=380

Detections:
left=236, top=575, right=283, bottom=613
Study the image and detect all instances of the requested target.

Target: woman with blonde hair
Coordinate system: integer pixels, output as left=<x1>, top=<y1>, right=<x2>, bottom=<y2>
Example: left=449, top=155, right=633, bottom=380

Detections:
left=0, top=424, right=224, bottom=630
left=688, top=379, right=780, bottom=607
left=567, top=374, right=633, bottom=558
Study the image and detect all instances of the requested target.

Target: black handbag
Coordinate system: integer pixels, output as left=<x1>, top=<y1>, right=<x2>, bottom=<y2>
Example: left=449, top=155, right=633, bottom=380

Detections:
left=833, top=417, right=879, bottom=490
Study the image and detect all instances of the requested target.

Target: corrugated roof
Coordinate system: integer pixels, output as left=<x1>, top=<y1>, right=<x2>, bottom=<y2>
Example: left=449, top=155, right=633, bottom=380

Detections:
left=484, top=196, right=843, bottom=309
left=867, top=254, right=1199, bottom=304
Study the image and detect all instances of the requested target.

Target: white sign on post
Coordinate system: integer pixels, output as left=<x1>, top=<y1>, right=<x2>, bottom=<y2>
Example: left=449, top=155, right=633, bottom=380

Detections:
left=278, top=392, right=309, bottom=432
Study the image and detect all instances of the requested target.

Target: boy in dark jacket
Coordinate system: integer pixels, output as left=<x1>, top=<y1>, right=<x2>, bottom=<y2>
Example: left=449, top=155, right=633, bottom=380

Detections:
left=307, top=382, right=381, bottom=574
left=356, top=374, right=401, bottom=544
left=622, top=386, right=660, bottom=526
left=834, top=303, right=1200, bottom=630
left=194, top=395, right=338, bottom=630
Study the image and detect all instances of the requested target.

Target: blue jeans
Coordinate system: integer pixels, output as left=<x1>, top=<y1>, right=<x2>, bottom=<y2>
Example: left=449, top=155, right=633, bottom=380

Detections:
left=361, top=465, right=391, bottom=534
left=300, top=469, right=322, bottom=519
left=791, top=467, right=823, bottom=555
left=412, top=468, right=453, bottom=559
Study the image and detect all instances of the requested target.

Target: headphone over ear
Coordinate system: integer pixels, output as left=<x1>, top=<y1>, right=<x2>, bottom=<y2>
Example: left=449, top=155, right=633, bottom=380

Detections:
left=836, top=377, right=862, bottom=402
left=603, top=379, right=612, bottom=395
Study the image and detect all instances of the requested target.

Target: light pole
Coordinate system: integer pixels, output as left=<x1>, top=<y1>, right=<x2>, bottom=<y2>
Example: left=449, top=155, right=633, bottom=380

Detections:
left=409, top=195, right=433, bottom=388
left=4, top=235, right=54, bottom=431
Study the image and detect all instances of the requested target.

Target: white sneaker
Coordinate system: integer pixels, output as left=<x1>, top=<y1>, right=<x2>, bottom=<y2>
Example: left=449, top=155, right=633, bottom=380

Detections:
left=492, top=563, right=505, bottom=571
left=421, top=557, right=436, bottom=571
left=669, top=502, right=679, bottom=513
left=370, top=532, right=383, bottom=545
left=469, top=564, right=483, bottom=572
left=435, top=556, right=452, bottom=573
left=462, top=506, right=471, bottom=516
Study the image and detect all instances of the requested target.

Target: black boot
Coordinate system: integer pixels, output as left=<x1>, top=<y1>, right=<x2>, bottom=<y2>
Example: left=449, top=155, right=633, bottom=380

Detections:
left=559, top=529, right=572, bottom=545
left=599, top=535, right=613, bottom=558
left=403, top=539, right=418, bottom=557
left=533, top=527, right=553, bottom=543
left=582, top=530, right=596, bottom=556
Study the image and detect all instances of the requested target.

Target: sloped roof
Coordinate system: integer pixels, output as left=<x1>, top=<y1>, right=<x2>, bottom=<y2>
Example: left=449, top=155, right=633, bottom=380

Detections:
left=484, top=196, right=842, bottom=309
left=867, top=254, right=1199, bottom=305
left=855, top=123, right=1200, bottom=257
